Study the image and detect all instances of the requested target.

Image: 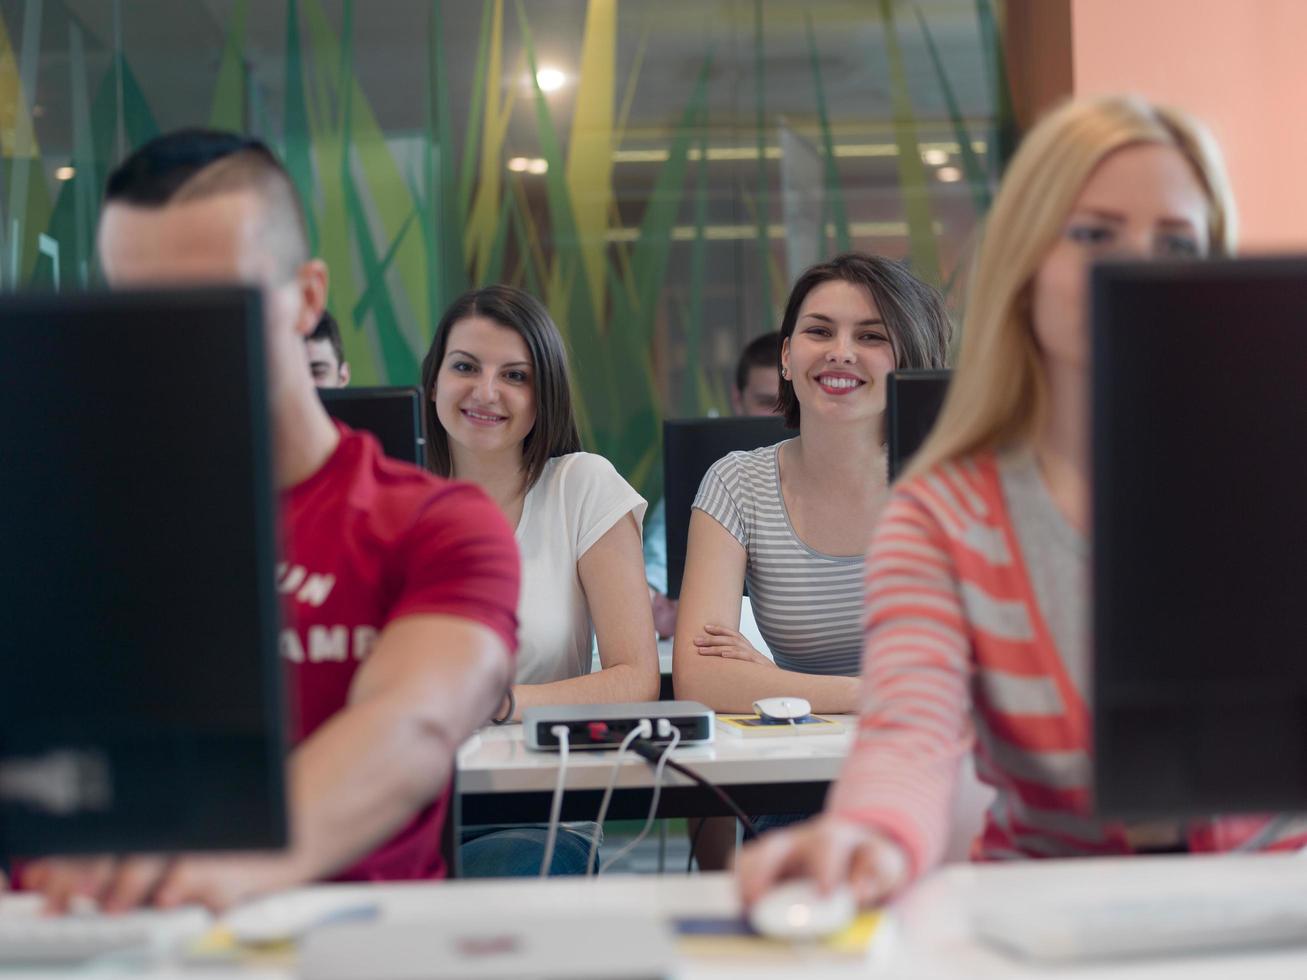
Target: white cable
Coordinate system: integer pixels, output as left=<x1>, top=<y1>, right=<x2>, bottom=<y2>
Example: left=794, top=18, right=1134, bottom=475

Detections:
left=587, top=721, right=650, bottom=876
left=599, top=727, right=681, bottom=875
left=539, top=725, right=571, bottom=878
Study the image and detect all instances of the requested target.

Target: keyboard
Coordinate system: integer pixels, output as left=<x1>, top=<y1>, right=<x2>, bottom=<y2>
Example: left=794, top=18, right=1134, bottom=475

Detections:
left=973, top=889, right=1307, bottom=963
left=0, top=897, right=211, bottom=967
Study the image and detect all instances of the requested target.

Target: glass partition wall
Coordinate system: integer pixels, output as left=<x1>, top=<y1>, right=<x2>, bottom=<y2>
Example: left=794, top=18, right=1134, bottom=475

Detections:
left=0, top=0, right=1006, bottom=499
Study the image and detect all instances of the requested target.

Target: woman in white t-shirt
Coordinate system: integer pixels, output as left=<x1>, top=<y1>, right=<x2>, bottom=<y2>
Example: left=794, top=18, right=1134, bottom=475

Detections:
left=420, top=285, right=659, bottom=875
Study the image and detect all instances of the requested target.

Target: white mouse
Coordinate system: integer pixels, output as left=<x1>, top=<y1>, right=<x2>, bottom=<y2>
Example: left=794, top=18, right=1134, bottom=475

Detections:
left=752, top=696, right=812, bottom=722
left=748, top=880, right=857, bottom=941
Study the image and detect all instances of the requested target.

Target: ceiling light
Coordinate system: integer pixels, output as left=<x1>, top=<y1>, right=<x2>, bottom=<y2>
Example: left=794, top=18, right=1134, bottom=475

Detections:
left=54, top=166, right=75, bottom=181
left=507, top=157, right=530, bottom=173
left=921, top=148, right=950, bottom=166
left=936, top=166, right=962, bottom=183
left=535, top=67, right=567, bottom=93
left=526, top=158, right=548, bottom=175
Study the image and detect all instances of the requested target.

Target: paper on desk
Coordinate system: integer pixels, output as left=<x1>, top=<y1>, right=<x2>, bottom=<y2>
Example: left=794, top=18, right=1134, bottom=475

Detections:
left=183, top=899, right=379, bottom=966
left=716, top=714, right=845, bottom=736
left=673, top=910, right=882, bottom=960
left=182, top=925, right=297, bottom=967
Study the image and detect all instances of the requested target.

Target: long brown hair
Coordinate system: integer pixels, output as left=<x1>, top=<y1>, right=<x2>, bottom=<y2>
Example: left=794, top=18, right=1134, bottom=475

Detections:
left=421, top=285, right=582, bottom=490
left=775, top=252, right=951, bottom=428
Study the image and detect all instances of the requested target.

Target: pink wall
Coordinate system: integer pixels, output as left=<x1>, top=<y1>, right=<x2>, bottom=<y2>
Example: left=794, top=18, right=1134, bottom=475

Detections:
left=1072, top=0, right=1307, bottom=251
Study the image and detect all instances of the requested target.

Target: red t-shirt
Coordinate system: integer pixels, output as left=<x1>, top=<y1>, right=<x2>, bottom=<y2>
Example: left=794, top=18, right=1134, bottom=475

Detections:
left=280, top=423, right=518, bottom=881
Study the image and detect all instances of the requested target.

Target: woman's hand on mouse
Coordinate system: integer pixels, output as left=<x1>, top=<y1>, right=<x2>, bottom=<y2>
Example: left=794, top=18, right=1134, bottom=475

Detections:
left=735, top=814, right=910, bottom=908
left=693, top=624, right=774, bottom=667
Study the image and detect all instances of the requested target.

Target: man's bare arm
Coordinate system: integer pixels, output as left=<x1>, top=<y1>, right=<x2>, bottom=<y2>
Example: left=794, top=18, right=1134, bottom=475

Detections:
left=24, top=613, right=511, bottom=911
left=280, top=613, right=512, bottom=881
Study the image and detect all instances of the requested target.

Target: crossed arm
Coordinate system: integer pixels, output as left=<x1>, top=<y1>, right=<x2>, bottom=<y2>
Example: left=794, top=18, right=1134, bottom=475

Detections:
left=20, top=613, right=511, bottom=912
left=672, top=510, right=860, bottom=713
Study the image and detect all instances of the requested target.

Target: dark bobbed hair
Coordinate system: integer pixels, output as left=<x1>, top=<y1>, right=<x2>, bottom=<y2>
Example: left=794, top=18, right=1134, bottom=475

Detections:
left=104, top=128, right=310, bottom=276
left=776, top=252, right=952, bottom=428
left=421, top=285, right=582, bottom=491
left=734, top=331, right=781, bottom=392
left=309, top=310, right=345, bottom=365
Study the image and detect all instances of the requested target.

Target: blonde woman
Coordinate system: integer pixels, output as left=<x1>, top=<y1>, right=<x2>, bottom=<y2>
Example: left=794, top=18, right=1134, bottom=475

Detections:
left=737, top=95, right=1307, bottom=906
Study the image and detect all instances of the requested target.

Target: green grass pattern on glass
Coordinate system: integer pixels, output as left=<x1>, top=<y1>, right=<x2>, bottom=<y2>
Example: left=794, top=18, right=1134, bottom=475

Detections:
left=804, top=11, right=850, bottom=256
left=877, top=0, right=941, bottom=286
left=0, top=0, right=1002, bottom=500
left=913, top=1, right=991, bottom=216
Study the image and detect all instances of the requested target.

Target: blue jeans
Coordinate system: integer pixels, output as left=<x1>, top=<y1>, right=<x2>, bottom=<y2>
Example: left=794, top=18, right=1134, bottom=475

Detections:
left=459, top=825, right=595, bottom=878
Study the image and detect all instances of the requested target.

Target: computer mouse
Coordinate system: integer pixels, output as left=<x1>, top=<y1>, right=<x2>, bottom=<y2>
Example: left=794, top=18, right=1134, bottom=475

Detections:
left=752, top=696, right=812, bottom=722
left=747, top=880, right=857, bottom=941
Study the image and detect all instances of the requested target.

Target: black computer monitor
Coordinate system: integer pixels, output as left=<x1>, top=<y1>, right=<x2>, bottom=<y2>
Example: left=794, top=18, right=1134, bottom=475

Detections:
left=1092, top=255, right=1307, bottom=820
left=319, top=386, right=425, bottom=466
left=0, top=289, right=286, bottom=857
left=887, top=370, right=951, bottom=481
left=663, top=416, right=790, bottom=599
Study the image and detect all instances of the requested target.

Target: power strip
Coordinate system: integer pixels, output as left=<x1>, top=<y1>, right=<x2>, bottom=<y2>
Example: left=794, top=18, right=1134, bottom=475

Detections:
left=523, top=701, right=714, bottom=750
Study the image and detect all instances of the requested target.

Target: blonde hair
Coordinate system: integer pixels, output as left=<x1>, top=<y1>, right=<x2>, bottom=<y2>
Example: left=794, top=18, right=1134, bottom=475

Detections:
left=904, top=94, right=1236, bottom=480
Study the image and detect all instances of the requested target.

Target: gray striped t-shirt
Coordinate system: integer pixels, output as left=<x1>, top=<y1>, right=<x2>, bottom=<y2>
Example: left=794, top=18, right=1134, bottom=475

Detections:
left=692, top=442, right=863, bottom=676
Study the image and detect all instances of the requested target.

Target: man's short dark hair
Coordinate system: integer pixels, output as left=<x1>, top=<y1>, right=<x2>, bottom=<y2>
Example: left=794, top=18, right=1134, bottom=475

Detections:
left=309, top=311, right=345, bottom=367
left=104, top=129, right=310, bottom=276
left=777, top=252, right=952, bottom=429
left=734, top=331, right=781, bottom=393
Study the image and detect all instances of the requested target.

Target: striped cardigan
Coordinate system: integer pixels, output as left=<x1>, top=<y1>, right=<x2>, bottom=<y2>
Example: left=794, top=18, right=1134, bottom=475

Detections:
left=828, top=452, right=1307, bottom=879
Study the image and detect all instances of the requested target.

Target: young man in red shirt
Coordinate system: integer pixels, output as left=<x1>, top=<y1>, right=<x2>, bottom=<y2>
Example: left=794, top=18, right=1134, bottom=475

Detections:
left=18, top=131, right=520, bottom=910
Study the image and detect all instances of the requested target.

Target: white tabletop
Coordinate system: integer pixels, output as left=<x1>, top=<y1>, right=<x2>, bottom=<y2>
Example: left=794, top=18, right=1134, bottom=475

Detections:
left=456, top=715, right=855, bottom=795
left=23, top=855, right=1307, bottom=978
left=887, top=852, right=1307, bottom=978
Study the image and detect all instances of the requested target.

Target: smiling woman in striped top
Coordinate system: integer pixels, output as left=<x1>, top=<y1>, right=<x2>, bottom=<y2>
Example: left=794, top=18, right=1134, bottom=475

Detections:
left=672, top=253, right=951, bottom=715
left=738, top=94, right=1307, bottom=908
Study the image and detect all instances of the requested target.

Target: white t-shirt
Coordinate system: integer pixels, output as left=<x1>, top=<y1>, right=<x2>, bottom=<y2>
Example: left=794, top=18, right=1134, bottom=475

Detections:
left=514, top=452, right=647, bottom=684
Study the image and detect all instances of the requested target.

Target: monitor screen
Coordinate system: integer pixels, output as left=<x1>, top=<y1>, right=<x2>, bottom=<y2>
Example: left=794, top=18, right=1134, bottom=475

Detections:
left=0, top=289, right=286, bottom=856
left=1092, top=256, right=1307, bottom=820
left=887, top=370, right=951, bottom=481
left=662, top=416, right=790, bottom=599
left=319, top=386, right=425, bottom=466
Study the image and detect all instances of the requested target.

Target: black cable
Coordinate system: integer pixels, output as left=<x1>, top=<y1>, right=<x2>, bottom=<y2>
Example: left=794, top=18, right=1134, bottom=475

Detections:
left=687, top=815, right=709, bottom=874
left=630, top=739, right=760, bottom=840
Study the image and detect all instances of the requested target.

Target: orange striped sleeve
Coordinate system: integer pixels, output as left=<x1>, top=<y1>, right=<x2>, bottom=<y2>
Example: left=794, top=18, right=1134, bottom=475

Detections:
left=826, top=485, right=974, bottom=880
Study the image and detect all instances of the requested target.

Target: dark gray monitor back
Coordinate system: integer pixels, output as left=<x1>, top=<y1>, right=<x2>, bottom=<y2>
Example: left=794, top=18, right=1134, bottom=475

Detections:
left=663, top=416, right=790, bottom=599
left=0, top=289, right=286, bottom=857
left=319, top=386, right=425, bottom=466
left=1092, top=256, right=1307, bottom=820
left=887, top=370, right=951, bottom=481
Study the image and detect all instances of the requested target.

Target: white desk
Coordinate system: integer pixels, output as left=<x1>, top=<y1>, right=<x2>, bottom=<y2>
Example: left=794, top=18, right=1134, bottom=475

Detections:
left=454, top=716, right=854, bottom=836
left=457, top=716, right=854, bottom=796
left=29, top=855, right=1307, bottom=978
left=658, top=635, right=674, bottom=674
left=887, top=852, right=1307, bottom=978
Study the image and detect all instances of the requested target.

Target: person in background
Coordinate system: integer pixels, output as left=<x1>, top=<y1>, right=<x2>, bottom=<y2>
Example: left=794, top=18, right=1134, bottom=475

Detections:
left=305, top=310, right=350, bottom=387
left=15, top=131, right=519, bottom=911
left=644, top=331, right=782, bottom=638
left=737, top=95, right=1307, bottom=910
left=730, top=332, right=783, bottom=417
left=674, top=258, right=948, bottom=872
left=421, top=284, right=659, bottom=876
left=673, top=254, right=950, bottom=715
